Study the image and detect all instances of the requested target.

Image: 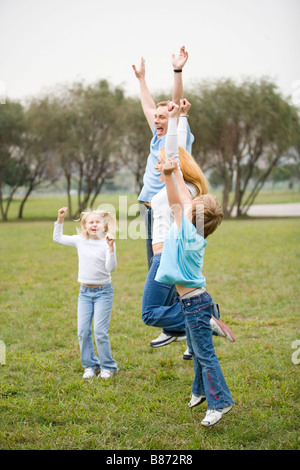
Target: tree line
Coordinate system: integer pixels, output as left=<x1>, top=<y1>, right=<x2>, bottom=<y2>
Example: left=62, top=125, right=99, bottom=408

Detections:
left=0, top=77, right=299, bottom=221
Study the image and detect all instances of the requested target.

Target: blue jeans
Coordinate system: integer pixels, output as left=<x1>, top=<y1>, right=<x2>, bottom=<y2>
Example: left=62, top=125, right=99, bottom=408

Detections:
left=180, top=291, right=234, bottom=409
left=144, top=205, right=153, bottom=270
left=77, top=284, right=118, bottom=372
left=141, top=254, right=186, bottom=336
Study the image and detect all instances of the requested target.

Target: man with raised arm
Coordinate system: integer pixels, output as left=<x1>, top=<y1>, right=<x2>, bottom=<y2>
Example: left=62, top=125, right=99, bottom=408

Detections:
left=132, top=46, right=194, bottom=269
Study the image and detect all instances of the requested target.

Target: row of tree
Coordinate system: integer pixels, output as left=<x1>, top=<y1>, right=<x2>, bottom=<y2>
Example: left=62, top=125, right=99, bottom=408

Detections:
left=0, top=78, right=299, bottom=220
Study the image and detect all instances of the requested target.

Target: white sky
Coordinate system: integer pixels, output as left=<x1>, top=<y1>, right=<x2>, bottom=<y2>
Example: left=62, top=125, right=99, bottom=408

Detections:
left=1, top=0, right=300, bottom=103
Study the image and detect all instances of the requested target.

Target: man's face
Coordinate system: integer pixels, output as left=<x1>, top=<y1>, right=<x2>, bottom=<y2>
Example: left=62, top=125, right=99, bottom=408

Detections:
left=154, top=105, right=168, bottom=138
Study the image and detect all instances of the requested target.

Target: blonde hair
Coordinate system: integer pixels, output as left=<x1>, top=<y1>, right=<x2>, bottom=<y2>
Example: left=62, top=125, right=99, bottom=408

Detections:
left=77, top=209, right=117, bottom=239
left=159, top=146, right=209, bottom=197
left=190, top=194, right=223, bottom=238
left=156, top=101, right=168, bottom=108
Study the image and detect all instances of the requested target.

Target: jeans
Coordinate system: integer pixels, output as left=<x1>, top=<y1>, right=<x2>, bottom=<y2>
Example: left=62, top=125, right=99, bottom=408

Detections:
left=77, top=284, right=118, bottom=372
left=144, top=205, right=153, bottom=270
left=180, top=291, right=234, bottom=409
left=141, top=253, right=186, bottom=336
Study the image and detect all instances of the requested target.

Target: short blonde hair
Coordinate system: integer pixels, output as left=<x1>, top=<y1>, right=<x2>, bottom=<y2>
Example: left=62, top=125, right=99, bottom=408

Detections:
left=156, top=101, right=168, bottom=108
left=77, top=209, right=117, bottom=239
left=190, top=194, right=223, bottom=238
left=159, top=146, right=209, bottom=196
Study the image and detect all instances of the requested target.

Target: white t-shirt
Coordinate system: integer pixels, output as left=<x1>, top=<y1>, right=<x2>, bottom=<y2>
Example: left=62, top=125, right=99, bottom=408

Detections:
left=53, top=223, right=117, bottom=285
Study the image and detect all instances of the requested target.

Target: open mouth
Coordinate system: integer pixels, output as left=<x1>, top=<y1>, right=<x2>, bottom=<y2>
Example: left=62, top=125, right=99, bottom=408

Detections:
left=156, top=126, right=164, bottom=136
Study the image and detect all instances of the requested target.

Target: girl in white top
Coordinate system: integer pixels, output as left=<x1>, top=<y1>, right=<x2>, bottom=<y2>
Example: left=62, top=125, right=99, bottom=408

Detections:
left=151, top=112, right=197, bottom=246
left=141, top=100, right=211, bottom=347
left=53, top=207, right=118, bottom=380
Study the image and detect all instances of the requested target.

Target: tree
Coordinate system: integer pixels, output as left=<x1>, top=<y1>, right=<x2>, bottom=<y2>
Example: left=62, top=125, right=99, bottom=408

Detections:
left=118, top=97, right=152, bottom=193
left=0, top=100, right=26, bottom=220
left=188, top=79, right=300, bottom=217
left=53, top=80, right=126, bottom=219
left=17, top=98, right=60, bottom=219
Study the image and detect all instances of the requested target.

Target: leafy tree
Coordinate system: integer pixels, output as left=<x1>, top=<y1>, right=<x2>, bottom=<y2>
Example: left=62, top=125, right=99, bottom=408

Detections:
left=17, top=98, right=59, bottom=218
left=52, top=80, right=126, bottom=218
left=118, top=96, right=152, bottom=193
left=188, top=79, right=300, bottom=217
left=0, top=100, right=25, bottom=220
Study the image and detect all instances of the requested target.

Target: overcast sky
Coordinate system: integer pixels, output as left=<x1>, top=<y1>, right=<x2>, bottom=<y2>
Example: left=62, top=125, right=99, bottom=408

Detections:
left=1, top=0, right=300, bottom=104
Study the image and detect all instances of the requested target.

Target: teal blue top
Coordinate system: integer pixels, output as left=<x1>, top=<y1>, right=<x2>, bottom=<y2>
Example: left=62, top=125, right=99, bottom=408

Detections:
left=155, top=212, right=207, bottom=288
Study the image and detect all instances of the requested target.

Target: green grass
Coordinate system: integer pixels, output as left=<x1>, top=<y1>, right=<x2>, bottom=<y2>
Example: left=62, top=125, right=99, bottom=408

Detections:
left=2, top=188, right=300, bottom=222
left=0, top=206, right=299, bottom=449
left=247, top=188, right=300, bottom=205
left=3, top=193, right=139, bottom=221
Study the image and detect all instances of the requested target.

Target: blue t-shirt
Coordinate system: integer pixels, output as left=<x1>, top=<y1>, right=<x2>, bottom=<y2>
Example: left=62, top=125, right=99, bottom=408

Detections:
left=155, top=212, right=207, bottom=288
left=138, top=125, right=194, bottom=203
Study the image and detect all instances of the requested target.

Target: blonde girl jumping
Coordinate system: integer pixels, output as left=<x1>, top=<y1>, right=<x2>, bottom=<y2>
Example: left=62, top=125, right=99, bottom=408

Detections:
left=53, top=207, right=118, bottom=380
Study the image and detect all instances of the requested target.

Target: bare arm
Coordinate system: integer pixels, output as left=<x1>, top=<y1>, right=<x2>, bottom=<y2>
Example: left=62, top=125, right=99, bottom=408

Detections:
left=165, top=157, right=192, bottom=208
left=132, top=57, right=156, bottom=130
left=171, top=46, right=189, bottom=104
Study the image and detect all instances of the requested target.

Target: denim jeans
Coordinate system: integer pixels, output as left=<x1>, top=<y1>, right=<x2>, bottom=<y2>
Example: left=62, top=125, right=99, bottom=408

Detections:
left=144, top=205, right=153, bottom=270
left=180, top=291, right=234, bottom=409
left=77, top=284, right=118, bottom=372
left=141, top=253, right=186, bottom=336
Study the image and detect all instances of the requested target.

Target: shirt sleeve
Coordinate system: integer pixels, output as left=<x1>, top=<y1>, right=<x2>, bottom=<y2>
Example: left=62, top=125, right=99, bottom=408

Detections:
left=179, top=213, right=207, bottom=250
left=105, top=244, right=117, bottom=272
left=53, top=222, right=78, bottom=247
left=177, top=116, right=188, bottom=149
left=165, top=117, right=180, bottom=167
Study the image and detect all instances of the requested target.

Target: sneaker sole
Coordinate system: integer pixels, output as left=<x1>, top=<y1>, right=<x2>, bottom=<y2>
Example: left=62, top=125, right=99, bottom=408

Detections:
left=189, top=396, right=206, bottom=408
left=212, top=316, right=236, bottom=342
left=150, top=336, right=186, bottom=348
left=201, top=405, right=234, bottom=427
left=183, top=351, right=192, bottom=360
left=222, top=404, right=234, bottom=415
left=183, top=354, right=192, bottom=360
left=201, top=415, right=223, bottom=427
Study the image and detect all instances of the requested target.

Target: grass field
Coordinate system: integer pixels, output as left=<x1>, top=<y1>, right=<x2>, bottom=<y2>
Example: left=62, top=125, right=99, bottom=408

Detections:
left=0, top=196, right=299, bottom=450
left=2, top=188, right=300, bottom=222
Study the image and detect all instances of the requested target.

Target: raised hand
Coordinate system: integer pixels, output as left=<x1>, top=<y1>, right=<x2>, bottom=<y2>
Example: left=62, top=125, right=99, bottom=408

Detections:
left=179, top=98, right=191, bottom=115
left=132, top=57, right=146, bottom=80
left=167, top=100, right=180, bottom=118
left=106, top=232, right=115, bottom=248
left=172, top=46, right=188, bottom=70
left=57, top=207, right=67, bottom=223
left=163, top=157, right=179, bottom=175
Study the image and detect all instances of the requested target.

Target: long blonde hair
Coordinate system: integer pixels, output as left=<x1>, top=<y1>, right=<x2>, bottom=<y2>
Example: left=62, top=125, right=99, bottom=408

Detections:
left=159, top=146, right=209, bottom=196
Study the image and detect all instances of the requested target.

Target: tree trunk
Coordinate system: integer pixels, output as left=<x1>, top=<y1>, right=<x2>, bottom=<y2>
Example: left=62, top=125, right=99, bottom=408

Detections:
left=66, top=175, right=73, bottom=220
left=18, top=183, right=34, bottom=219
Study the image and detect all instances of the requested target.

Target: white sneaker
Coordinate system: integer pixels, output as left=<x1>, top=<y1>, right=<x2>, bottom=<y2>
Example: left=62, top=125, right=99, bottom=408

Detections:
left=183, top=348, right=192, bottom=360
left=100, top=369, right=117, bottom=379
left=210, top=317, right=226, bottom=338
left=188, top=394, right=206, bottom=408
left=210, top=316, right=236, bottom=342
left=82, top=368, right=99, bottom=379
left=201, top=405, right=234, bottom=427
left=150, top=332, right=186, bottom=348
